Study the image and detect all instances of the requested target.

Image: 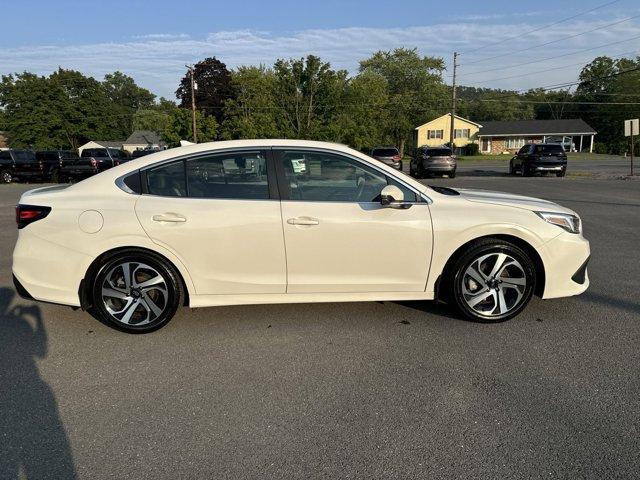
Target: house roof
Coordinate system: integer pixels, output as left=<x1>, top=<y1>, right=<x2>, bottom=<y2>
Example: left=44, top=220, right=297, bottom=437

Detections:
left=124, top=130, right=164, bottom=146
left=478, top=119, right=596, bottom=136
left=415, top=113, right=482, bottom=130
left=86, top=140, right=125, bottom=149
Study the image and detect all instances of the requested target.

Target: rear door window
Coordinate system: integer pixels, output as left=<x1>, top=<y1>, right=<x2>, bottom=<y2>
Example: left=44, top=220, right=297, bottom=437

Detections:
left=146, top=161, right=186, bottom=197
left=186, top=151, right=270, bottom=200
left=535, top=145, right=565, bottom=154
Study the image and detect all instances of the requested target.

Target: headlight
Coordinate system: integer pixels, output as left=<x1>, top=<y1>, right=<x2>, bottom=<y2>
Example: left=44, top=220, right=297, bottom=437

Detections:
left=535, top=211, right=581, bottom=234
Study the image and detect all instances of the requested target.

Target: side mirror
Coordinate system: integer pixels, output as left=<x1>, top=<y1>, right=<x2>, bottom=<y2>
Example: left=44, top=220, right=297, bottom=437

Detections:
left=380, top=185, right=409, bottom=209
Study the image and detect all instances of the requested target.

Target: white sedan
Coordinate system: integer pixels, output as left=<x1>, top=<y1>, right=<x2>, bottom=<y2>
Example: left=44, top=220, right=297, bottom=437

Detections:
left=12, top=140, right=590, bottom=333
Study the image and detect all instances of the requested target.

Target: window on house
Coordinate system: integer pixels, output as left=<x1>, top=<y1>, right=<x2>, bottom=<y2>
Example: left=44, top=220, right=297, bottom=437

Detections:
left=454, top=129, right=470, bottom=139
left=427, top=129, right=443, bottom=139
left=506, top=137, right=526, bottom=149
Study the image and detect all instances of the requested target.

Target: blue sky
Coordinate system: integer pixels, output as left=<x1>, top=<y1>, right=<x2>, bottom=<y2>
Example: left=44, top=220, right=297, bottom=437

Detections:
left=2, top=0, right=639, bottom=98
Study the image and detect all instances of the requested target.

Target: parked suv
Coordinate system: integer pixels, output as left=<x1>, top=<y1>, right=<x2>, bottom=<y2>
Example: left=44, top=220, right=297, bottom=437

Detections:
left=0, top=149, right=41, bottom=183
left=60, top=147, right=128, bottom=181
left=510, top=143, right=567, bottom=177
left=370, top=147, right=402, bottom=171
left=35, top=150, right=79, bottom=182
left=410, top=146, right=456, bottom=178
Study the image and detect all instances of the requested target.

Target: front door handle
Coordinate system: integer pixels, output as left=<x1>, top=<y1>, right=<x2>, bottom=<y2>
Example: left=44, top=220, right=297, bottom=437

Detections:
left=152, top=213, right=187, bottom=223
left=287, top=217, right=319, bottom=226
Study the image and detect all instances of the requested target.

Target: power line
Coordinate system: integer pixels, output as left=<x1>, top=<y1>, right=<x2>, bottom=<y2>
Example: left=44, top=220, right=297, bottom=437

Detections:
left=459, top=0, right=622, bottom=55
left=462, top=14, right=640, bottom=66
left=460, top=49, right=640, bottom=86
left=459, top=33, right=640, bottom=78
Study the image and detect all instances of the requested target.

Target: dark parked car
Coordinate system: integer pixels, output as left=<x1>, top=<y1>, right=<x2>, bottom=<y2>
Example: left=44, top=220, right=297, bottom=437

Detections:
left=370, top=147, right=403, bottom=171
left=410, top=146, right=456, bottom=178
left=60, top=147, right=128, bottom=181
left=35, top=150, right=79, bottom=182
left=0, top=149, right=42, bottom=183
left=130, top=148, right=161, bottom=159
left=509, top=143, right=567, bottom=177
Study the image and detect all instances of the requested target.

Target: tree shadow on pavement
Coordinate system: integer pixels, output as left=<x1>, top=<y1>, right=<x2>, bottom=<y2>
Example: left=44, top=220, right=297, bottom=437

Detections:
left=0, top=287, right=77, bottom=479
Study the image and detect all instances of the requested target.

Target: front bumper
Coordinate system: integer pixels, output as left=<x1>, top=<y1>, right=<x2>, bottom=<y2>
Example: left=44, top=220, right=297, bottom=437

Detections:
left=541, top=232, right=590, bottom=299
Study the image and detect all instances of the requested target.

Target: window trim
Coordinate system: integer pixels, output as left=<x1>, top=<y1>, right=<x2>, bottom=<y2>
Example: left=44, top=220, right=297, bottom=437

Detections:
left=121, top=146, right=429, bottom=203
left=137, top=147, right=278, bottom=201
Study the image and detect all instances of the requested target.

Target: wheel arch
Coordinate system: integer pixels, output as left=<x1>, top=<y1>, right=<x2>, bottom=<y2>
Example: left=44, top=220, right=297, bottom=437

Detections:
left=79, top=246, right=191, bottom=309
left=435, top=234, right=546, bottom=300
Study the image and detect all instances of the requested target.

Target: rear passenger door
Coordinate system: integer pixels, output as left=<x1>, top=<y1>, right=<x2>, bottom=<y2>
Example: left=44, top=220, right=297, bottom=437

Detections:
left=135, top=149, right=287, bottom=295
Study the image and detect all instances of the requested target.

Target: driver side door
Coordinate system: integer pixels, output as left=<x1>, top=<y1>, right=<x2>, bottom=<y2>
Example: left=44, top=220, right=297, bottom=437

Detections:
left=275, top=149, right=432, bottom=294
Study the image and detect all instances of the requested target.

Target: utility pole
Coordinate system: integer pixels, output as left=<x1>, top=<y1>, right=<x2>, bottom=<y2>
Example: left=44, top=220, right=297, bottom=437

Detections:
left=449, top=51, right=458, bottom=152
left=186, top=65, right=197, bottom=143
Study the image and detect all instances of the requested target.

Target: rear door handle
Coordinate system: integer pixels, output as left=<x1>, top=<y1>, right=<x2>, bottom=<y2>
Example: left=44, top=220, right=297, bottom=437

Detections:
left=152, top=213, right=187, bottom=223
left=287, top=217, right=319, bottom=226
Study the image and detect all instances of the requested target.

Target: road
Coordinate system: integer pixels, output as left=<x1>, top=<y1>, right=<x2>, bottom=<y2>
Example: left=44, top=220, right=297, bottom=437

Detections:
left=0, top=160, right=638, bottom=479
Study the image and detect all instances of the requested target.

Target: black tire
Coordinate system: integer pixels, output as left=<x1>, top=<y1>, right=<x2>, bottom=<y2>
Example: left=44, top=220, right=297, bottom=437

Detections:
left=398, top=161, right=403, bottom=172
left=508, top=162, right=514, bottom=175
left=51, top=169, right=61, bottom=183
left=91, top=250, right=182, bottom=333
left=445, top=239, right=536, bottom=323
left=1, top=169, right=12, bottom=184
left=449, top=170, right=456, bottom=178
left=556, top=169, right=566, bottom=177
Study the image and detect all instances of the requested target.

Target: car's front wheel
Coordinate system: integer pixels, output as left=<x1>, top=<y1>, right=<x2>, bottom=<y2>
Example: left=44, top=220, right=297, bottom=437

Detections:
left=446, top=239, right=536, bottom=322
left=91, top=251, right=182, bottom=333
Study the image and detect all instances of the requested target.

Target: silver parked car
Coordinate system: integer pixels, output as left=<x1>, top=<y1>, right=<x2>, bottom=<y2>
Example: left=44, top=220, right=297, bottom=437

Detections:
left=370, top=147, right=403, bottom=171
left=410, top=146, right=457, bottom=178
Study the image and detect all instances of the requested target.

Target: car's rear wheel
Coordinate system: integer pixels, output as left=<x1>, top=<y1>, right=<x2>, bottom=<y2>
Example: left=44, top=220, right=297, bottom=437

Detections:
left=51, top=169, right=61, bottom=183
left=446, top=239, right=536, bottom=323
left=556, top=169, right=566, bottom=177
left=1, top=169, right=12, bottom=183
left=91, top=251, right=182, bottom=333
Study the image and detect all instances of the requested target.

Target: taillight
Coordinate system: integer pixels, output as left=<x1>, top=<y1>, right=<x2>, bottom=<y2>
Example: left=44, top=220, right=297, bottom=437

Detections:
left=90, top=157, right=97, bottom=168
left=16, top=204, right=51, bottom=229
left=393, top=155, right=401, bottom=161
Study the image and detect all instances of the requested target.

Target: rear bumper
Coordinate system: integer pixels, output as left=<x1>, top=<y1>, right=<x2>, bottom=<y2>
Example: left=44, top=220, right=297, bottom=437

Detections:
left=12, top=230, right=91, bottom=307
left=424, top=164, right=456, bottom=172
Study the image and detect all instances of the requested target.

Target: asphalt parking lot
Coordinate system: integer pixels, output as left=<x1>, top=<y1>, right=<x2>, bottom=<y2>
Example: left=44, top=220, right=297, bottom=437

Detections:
left=1, top=157, right=638, bottom=479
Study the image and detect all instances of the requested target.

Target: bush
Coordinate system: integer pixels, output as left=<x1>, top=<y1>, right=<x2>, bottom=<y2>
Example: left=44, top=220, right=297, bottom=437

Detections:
left=464, top=143, right=480, bottom=156
left=593, top=142, right=608, bottom=154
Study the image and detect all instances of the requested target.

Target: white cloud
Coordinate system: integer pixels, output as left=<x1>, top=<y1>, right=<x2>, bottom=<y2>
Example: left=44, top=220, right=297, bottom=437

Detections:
left=1, top=16, right=638, bottom=99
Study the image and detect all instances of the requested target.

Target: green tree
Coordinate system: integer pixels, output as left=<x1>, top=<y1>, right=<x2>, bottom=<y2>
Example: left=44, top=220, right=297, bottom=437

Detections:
left=133, top=97, right=177, bottom=134
left=359, top=48, right=447, bottom=155
left=176, top=57, right=235, bottom=125
left=103, top=71, right=156, bottom=136
left=271, top=55, right=348, bottom=139
left=162, top=108, right=218, bottom=147
left=220, top=66, right=282, bottom=139
left=332, top=70, right=390, bottom=151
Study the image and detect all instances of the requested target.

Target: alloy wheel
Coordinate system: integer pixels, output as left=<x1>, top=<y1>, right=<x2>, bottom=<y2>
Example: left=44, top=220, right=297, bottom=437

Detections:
left=461, top=252, right=527, bottom=317
left=1, top=171, right=11, bottom=183
left=101, top=262, right=168, bottom=326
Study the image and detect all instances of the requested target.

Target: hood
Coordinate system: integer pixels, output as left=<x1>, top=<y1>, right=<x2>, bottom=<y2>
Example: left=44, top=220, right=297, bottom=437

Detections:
left=456, top=188, right=575, bottom=214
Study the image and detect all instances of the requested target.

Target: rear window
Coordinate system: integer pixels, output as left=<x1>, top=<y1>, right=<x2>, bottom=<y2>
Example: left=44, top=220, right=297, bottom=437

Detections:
left=13, top=150, right=36, bottom=161
left=536, top=144, right=565, bottom=154
left=424, top=148, right=452, bottom=157
left=82, top=148, right=108, bottom=157
left=372, top=148, right=399, bottom=157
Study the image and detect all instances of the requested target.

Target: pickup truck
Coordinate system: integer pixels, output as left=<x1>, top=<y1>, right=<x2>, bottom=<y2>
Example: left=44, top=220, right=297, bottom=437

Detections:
left=35, top=150, right=79, bottom=182
left=60, top=147, right=129, bottom=181
left=0, top=149, right=42, bottom=183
